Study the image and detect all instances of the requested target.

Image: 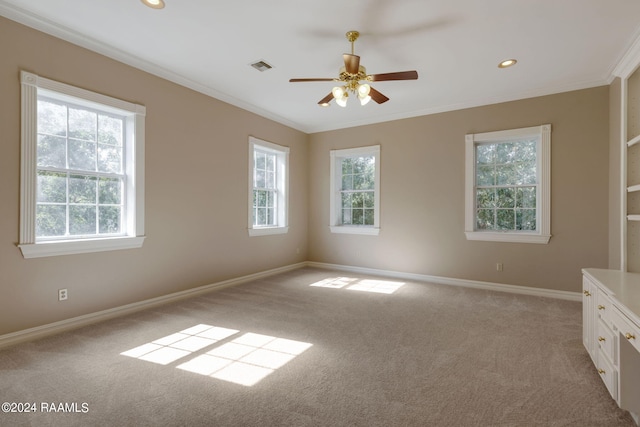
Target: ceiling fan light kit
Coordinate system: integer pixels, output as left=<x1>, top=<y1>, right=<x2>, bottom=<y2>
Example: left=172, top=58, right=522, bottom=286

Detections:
left=289, top=30, right=418, bottom=107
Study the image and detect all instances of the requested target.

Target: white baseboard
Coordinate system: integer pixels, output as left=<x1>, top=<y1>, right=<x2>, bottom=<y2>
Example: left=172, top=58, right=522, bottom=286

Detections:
left=0, top=260, right=581, bottom=349
left=305, top=261, right=582, bottom=302
left=0, top=262, right=306, bottom=350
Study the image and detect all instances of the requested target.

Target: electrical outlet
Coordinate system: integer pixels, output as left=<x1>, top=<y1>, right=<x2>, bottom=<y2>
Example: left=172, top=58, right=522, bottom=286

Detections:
left=58, top=288, right=68, bottom=301
left=496, top=263, right=503, bottom=272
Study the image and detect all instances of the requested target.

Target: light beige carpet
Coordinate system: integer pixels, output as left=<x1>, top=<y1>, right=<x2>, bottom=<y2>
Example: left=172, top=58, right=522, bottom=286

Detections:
left=0, top=267, right=635, bottom=426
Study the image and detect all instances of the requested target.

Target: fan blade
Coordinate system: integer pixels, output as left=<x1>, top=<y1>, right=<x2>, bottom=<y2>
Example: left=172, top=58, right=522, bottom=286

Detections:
left=343, top=54, right=360, bottom=74
left=369, top=70, right=418, bottom=81
left=289, top=78, right=336, bottom=82
left=317, top=92, right=334, bottom=105
left=369, top=86, right=389, bottom=104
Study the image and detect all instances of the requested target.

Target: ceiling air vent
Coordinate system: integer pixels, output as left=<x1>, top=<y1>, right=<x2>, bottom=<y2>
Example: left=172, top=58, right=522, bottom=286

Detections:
left=250, top=60, right=273, bottom=72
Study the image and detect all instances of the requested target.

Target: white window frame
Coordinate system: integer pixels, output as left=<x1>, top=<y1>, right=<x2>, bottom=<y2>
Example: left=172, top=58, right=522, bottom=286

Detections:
left=330, top=145, right=380, bottom=235
left=465, top=124, right=551, bottom=244
left=18, top=71, right=145, bottom=258
left=248, top=136, right=289, bottom=236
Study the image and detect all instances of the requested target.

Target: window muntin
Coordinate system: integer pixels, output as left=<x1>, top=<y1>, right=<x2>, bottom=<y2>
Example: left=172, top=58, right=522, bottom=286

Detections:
left=330, top=145, right=380, bottom=235
left=248, top=137, right=289, bottom=236
left=465, top=125, right=551, bottom=244
left=19, top=71, right=145, bottom=258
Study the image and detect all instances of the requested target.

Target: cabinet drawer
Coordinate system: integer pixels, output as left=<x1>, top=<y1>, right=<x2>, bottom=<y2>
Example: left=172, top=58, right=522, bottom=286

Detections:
left=596, top=288, right=614, bottom=328
left=613, top=307, right=640, bottom=354
left=597, top=319, right=616, bottom=364
left=596, top=350, right=618, bottom=401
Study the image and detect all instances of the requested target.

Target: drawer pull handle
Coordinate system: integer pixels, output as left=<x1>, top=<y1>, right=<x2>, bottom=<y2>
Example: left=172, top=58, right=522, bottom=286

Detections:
left=598, top=336, right=606, bottom=342
left=598, top=305, right=605, bottom=310
left=625, top=333, right=636, bottom=340
left=598, top=368, right=606, bottom=374
left=583, top=290, right=591, bottom=296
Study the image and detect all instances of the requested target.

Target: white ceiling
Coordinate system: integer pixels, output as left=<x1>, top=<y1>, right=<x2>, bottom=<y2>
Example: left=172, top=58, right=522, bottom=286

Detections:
left=2, top=0, right=640, bottom=134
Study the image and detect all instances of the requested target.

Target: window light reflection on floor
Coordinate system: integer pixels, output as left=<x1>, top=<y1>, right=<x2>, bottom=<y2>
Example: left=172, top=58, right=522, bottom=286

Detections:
left=120, top=324, right=312, bottom=387
left=310, top=277, right=405, bottom=294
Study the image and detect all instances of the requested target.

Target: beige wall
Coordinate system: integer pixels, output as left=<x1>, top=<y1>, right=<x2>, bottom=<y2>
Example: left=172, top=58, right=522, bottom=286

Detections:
left=0, top=17, right=308, bottom=335
left=308, top=87, right=610, bottom=293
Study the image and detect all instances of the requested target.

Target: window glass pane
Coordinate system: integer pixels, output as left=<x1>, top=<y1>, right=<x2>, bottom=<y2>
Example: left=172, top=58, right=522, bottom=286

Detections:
left=98, top=144, right=122, bottom=173
left=37, top=135, right=67, bottom=168
left=99, top=206, right=121, bottom=234
left=68, top=107, right=96, bottom=141
left=68, top=139, right=96, bottom=171
left=496, top=164, right=517, bottom=185
left=515, top=187, right=536, bottom=208
left=496, top=187, right=515, bottom=208
left=352, top=209, right=364, bottom=225
left=496, top=143, right=515, bottom=164
left=256, top=207, right=266, bottom=225
left=69, top=205, right=96, bottom=235
left=496, top=209, right=515, bottom=230
left=341, top=193, right=351, bottom=209
left=476, top=165, right=495, bottom=186
left=266, top=153, right=275, bottom=172
left=69, top=175, right=97, bottom=204
left=363, top=192, right=374, bottom=208
left=353, top=173, right=364, bottom=190
left=255, top=190, right=266, bottom=208
left=36, top=205, right=66, bottom=237
left=353, top=157, right=366, bottom=174
left=256, top=152, right=265, bottom=170
left=98, top=115, right=123, bottom=146
left=37, top=171, right=67, bottom=203
left=266, top=207, right=274, bottom=225
left=521, top=163, right=537, bottom=185
left=342, top=175, right=353, bottom=191
left=99, top=178, right=122, bottom=205
left=38, top=99, right=67, bottom=136
left=476, top=144, right=495, bottom=164
left=342, top=209, right=352, bottom=225
left=516, top=209, right=536, bottom=231
left=255, top=170, right=266, bottom=189
left=352, top=193, right=364, bottom=208
left=266, top=171, right=275, bottom=189
left=515, top=139, right=536, bottom=162
left=476, top=188, right=495, bottom=209
left=364, top=209, right=374, bottom=225
left=342, top=158, right=353, bottom=175
left=476, top=209, right=494, bottom=230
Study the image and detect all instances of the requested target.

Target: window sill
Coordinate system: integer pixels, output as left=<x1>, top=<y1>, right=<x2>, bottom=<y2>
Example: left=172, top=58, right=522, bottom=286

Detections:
left=248, top=226, right=289, bottom=237
left=18, top=236, right=146, bottom=259
left=330, top=226, right=380, bottom=236
left=465, top=231, right=550, bottom=244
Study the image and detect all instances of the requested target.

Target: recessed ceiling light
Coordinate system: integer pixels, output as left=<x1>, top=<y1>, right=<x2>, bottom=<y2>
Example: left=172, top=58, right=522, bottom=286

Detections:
left=141, top=0, right=165, bottom=9
left=498, top=59, right=517, bottom=68
left=320, top=102, right=330, bottom=108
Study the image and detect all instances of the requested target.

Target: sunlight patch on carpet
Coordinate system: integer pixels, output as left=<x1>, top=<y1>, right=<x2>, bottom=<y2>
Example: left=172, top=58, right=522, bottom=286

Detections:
left=310, top=277, right=405, bottom=294
left=121, top=324, right=312, bottom=386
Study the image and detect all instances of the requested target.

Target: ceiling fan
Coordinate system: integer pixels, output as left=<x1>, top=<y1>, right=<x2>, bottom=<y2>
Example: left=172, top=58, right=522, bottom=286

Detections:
left=289, top=31, right=418, bottom=107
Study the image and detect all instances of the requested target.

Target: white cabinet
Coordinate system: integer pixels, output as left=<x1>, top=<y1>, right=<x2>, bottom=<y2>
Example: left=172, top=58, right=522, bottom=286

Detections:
left=582, top=269, right=640, bottom=424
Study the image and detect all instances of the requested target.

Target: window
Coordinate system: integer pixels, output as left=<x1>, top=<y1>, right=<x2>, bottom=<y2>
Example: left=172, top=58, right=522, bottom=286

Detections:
left=19, top=71, right=145, bottom=258
left=330, top=145, right=380, bottom=235
left=248, top=137, right=289, bottom=236
left=465, top=124, right=551, bottom=244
